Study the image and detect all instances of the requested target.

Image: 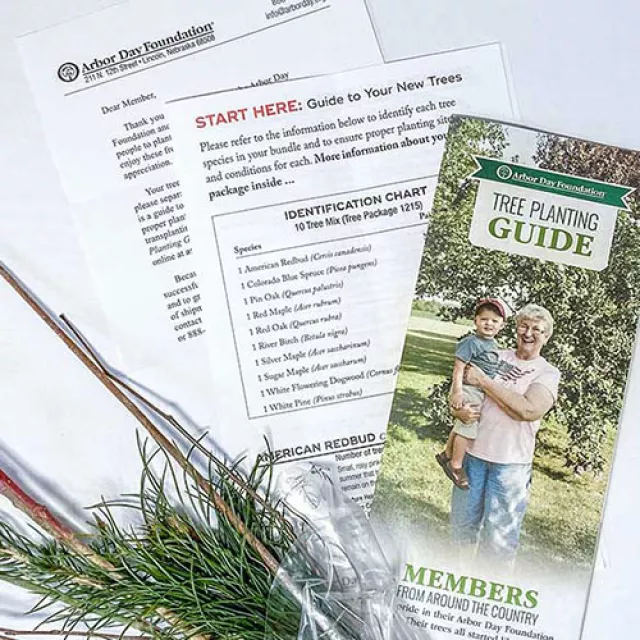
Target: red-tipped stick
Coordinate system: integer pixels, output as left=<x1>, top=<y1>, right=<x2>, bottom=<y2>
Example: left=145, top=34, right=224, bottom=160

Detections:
left=0, top=466, right=206, bottom=639
left=0, top=264, right=236, bottom=639
left=0, top=262, right=280, bottom=575
left=0, top=469, right=111, bottom=571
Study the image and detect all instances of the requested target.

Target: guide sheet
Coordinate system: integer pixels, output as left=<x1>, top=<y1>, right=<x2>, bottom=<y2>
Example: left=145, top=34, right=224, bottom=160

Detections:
left=370, top=115, right=640, bottom=639
left=17, top=0, right=384, bottom=421
left=166, top=44, right=515, bottom=506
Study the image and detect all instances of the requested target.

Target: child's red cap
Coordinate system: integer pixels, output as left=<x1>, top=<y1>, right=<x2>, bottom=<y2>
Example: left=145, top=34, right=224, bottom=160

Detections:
left=475, top=298, right=507, bottom=319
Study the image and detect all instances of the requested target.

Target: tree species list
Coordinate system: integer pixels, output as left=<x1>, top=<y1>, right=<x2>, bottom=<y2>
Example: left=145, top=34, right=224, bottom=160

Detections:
left=213, top=181, right=430, bottom=418
left=239, top=244, right=370, bottom=416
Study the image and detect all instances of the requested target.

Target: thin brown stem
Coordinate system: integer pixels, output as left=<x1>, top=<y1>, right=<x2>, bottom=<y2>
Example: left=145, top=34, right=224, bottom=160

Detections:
left=0, top=263, right=279, bottom=575
left=59, top=314, right=294, bottom=541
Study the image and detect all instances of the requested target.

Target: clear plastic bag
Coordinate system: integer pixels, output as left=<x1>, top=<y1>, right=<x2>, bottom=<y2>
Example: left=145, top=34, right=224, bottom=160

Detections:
left=264, top=463, right=428, bottom=640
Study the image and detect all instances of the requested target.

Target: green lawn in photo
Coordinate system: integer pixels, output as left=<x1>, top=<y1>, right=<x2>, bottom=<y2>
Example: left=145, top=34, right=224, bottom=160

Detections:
left=375, top=312, right=614, bottom=569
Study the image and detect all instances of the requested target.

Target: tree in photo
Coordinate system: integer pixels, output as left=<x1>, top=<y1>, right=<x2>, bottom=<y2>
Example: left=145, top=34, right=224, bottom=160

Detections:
left=418, top=118, right=640, bottom=473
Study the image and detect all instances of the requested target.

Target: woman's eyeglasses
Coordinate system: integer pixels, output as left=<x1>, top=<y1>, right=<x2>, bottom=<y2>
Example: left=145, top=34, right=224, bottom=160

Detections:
left=517, top=323, right=546, bottom=336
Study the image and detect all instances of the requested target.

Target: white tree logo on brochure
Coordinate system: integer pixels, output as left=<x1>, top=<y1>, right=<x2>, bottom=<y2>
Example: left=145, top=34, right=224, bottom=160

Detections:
left=57, top=62, right=80, bottom=83
left=496, top=164, right=513, bottom=181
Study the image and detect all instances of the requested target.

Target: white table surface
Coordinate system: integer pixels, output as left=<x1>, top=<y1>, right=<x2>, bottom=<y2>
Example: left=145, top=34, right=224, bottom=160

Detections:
left=1, top=1, right=638, bottom=637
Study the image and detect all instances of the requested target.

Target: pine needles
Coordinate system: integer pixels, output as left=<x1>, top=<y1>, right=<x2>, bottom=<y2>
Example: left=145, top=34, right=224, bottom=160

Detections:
left=0, top=442, right=300, bottom=640
left=0, top=264, right=382, bottom=640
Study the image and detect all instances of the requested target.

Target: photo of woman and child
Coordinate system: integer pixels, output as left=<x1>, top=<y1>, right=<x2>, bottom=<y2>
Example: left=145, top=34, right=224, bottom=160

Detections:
left=436, top=300, right=560, bottom=564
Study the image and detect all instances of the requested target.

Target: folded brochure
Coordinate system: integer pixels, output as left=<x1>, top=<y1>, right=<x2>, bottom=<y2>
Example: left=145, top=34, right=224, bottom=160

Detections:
left=371, top=115, right=640, bottom=640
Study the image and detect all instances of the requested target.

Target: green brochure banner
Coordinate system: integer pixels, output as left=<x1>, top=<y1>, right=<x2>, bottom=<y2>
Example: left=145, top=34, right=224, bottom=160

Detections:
left=472, top=157, right=634, bottom=210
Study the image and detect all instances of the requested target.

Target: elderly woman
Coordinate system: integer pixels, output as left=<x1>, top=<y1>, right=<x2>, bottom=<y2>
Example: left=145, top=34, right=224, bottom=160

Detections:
left=450, top=303, right=560, bottom=565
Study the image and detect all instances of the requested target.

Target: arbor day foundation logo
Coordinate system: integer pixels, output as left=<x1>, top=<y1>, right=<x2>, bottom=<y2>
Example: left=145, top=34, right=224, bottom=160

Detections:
left=496, top=164, right=513, bottom=181
left=57, top=62, right=80, bottom=83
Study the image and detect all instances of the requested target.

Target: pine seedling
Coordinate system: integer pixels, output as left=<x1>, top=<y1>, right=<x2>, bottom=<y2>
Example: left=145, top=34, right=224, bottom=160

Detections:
left=0, top=443, right=302, bottom=639
left=0, top=262, right=367, bottom=639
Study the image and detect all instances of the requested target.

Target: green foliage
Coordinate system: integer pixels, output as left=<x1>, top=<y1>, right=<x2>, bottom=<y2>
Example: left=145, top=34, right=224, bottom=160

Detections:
left=533, top=137, right=640, bottom=473
left=416, top=116, right=510, bottom=308
left=416, top=116, right=640, bottom=473
left=410, top=299, right=446, bottom=318
left=0, top=444, right=300, bottom=640
left=420, top=380, right=451, bottom=438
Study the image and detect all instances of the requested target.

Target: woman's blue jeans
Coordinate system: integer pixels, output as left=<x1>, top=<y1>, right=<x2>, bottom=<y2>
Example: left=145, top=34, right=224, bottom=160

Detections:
left=451, top=454, right=532, bottom=562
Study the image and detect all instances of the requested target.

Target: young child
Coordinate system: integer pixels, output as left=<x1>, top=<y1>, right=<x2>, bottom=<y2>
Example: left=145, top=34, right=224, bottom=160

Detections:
left=436, top=298, right=506, bottom=489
